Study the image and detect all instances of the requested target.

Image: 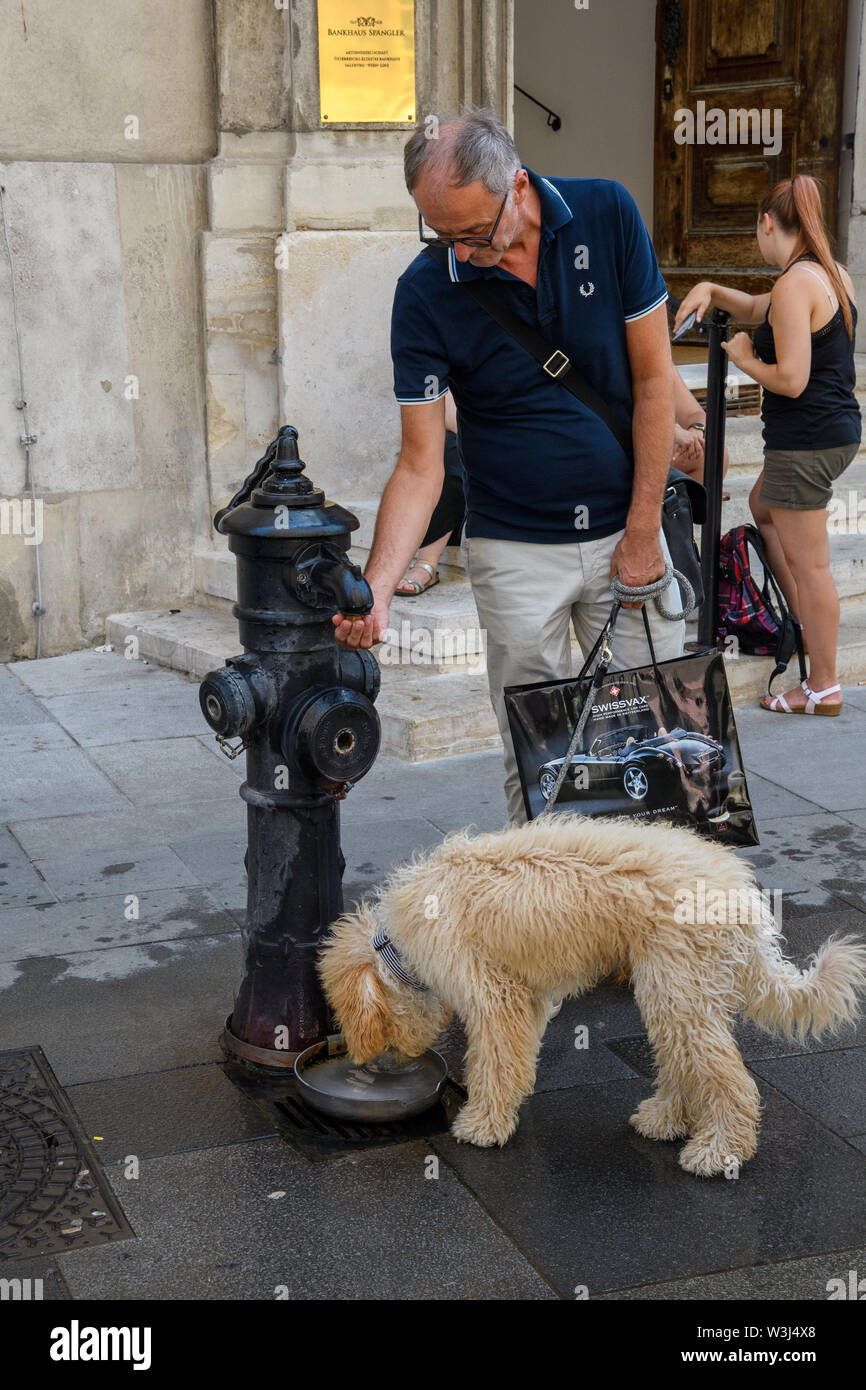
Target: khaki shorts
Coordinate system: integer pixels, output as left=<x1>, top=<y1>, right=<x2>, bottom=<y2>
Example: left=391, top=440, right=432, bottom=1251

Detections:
left=759, top=440, right=859, bottom=509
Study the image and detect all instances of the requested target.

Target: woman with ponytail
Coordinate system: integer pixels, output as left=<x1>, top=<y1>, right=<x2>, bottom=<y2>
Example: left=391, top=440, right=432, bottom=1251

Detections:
left=674, top=174, right=860, bottom=716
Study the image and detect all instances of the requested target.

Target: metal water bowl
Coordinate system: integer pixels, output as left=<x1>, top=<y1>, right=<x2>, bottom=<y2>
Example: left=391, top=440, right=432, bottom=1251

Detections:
left=294, top=1036, right=448, bottom=1123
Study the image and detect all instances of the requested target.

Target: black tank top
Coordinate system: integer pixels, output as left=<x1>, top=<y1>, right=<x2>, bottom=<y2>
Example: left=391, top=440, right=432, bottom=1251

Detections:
left=752, top=254, right=861, bottom=451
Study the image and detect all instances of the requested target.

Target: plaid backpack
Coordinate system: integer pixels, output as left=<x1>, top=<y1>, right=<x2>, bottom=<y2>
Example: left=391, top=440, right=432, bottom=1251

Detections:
left=717, top=524, right=806, bottom=692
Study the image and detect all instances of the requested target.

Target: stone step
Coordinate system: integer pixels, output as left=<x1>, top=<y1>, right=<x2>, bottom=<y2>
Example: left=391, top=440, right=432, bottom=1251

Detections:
left=368, top=538, right=866, bottom=648
left=104, top=605, right=497, bottom=760
left=196, top=415, right=866, bottom=606
left=195, top=526, right=866, bottom=642
left=194, top=535, right=472, bottom=612
left=341, top=431, right=866, bottom=567
left=680, top=355, right=866, bottom=393
left=106, top=600, right=866, bottom=762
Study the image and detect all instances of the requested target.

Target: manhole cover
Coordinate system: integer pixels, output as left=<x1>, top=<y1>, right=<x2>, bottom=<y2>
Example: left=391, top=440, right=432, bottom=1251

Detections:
left=0, top=1047, right=135, bottom=1261
left=223, top=1060, right=466, bottom=1161
left=603, top=1034, right=657, bottom=1079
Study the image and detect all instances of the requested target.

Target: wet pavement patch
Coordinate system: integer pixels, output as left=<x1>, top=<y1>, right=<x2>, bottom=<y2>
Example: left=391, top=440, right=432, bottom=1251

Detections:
left=750, top=1048, right=866, bottom=1137
left=0, top=1047, right=135, bottom=1261
left=222, top=1059, right=466, bottom=1161
left=603, top=1034, right=657, bottom=1078
left=435, top=1078, right=866, bottom=1295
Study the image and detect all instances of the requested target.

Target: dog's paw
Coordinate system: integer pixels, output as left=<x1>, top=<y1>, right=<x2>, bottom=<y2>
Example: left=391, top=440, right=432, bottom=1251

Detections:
left=450, top=1109, right=515, bottom=1148
left=678, top=1139, right=742, bottom=1177
left=629, top=1097, right=689, bottom=1142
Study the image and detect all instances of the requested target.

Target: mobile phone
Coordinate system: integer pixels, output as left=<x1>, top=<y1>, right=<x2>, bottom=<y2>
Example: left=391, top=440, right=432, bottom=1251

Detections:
left=672, top=309, right=698, bottom=342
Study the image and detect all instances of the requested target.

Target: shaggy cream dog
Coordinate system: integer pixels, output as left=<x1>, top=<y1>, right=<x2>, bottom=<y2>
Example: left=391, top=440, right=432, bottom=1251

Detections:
left=318, top=814, right=866, bottom=1176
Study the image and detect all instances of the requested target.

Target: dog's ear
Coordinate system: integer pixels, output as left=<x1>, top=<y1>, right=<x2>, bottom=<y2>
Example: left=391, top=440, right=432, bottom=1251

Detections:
left=326, top=960, right=390, bottom=1063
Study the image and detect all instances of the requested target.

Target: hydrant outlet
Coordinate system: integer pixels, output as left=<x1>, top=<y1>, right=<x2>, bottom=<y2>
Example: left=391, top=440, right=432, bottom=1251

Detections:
left=282, top=686, right=380, bottom=785
left=199, top=656, right=275, bottom=738
left=337, top=646, right=381, bottom=702
left=291, top=542, right=373, bottom=616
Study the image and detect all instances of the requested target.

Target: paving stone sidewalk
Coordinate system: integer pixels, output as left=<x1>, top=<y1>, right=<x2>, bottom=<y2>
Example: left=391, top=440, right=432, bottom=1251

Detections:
left=2, top=649, right=866, bottom=1300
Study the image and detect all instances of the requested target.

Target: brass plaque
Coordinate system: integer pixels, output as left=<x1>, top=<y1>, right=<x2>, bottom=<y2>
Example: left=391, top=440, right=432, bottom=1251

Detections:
left=317, top=2, right=416, bottom=124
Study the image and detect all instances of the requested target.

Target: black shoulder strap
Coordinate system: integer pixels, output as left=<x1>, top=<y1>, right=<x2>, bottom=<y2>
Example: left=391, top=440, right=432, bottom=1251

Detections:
left=424, top=242, right=634, bottom=462
left=741, top=525, right=788, bottom=617
left=737, top=525, right=807, bottom=691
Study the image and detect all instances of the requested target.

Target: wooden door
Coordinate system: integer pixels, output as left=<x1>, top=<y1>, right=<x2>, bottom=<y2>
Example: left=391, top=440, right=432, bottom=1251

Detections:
left=654, top=0, right=849, bottom=312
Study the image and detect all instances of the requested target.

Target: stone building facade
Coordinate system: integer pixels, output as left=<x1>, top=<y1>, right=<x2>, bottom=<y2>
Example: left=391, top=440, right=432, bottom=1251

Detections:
left=0, top=0, right=512, bottom=659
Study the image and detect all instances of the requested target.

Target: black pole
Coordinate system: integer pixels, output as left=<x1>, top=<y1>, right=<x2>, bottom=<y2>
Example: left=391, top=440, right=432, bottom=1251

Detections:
left=697, top=308, right=730, bottom=648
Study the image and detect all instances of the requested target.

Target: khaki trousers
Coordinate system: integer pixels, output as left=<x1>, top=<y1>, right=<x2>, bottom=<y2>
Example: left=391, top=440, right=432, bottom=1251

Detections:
left=466, top=526, right=686, bottom=825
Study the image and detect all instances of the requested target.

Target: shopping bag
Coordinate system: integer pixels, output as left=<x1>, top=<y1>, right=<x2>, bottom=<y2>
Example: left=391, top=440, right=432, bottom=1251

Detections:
left=504, top=604, right=759, bottom=847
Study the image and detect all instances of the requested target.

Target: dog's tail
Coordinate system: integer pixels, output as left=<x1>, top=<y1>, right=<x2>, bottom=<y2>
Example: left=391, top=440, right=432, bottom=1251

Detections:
left=743, top=920, right=866, bottom=1041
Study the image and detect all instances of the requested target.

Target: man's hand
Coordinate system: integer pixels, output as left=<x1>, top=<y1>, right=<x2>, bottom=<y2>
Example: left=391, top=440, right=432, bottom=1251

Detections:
left=332, top=594, right=390, bottom=649
left=672, top=423, right=704, bottom=470
left=610, top=530, right=666, bottom=609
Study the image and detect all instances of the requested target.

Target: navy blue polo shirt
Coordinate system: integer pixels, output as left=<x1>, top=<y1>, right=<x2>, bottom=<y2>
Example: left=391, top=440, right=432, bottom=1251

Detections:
left=390, top=168, right=667, bottom=544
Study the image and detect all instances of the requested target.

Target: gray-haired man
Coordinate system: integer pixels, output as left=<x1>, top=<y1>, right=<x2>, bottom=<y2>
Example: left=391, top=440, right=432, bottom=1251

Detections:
left=334, top=110, right=684, bottom=824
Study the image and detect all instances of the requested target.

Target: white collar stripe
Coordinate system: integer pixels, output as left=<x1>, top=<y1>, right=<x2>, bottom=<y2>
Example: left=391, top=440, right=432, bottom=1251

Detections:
left=539, top=176, right=572, bottom=219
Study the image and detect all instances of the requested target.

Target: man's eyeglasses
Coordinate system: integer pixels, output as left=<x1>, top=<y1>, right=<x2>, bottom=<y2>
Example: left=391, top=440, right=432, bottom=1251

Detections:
left=418, top=189, right=510, bottom=248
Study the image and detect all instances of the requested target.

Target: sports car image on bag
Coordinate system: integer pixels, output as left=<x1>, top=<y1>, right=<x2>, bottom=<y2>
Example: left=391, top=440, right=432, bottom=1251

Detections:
left=538, top=724, right=731, bottom=824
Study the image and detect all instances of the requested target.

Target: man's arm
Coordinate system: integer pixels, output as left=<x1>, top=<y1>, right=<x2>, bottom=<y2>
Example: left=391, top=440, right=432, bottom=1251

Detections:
left=332, top=400, right=446, bottom=649
left=609, top=302, right=674, bottom=607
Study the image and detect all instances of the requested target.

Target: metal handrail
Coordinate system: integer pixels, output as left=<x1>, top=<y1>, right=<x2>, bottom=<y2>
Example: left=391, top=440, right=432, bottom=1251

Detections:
left=514, top=85, right=561, bottom=131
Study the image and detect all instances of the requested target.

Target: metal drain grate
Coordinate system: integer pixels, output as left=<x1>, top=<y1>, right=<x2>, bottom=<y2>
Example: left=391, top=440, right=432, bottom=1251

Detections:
left=603, top=1034, right=658, bottom=1079
left=0, top=1047, right=135, bottom=1261
left=222, top=1060, right=465, bottom=1161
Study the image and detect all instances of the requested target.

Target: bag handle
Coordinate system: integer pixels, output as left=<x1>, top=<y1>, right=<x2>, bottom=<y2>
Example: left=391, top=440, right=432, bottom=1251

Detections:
left=572, top=599, right=662, bottom=689
left=640, top=603, right=661, bottom=672
left=573, top=600, right=621, bottom=685
left=548, top=602, right=663, bottom=810
left=547, top=605, right=619, bottom=808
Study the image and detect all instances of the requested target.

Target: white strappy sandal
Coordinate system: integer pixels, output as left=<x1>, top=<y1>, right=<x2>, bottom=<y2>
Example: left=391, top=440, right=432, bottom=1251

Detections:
left=761, top=679, right=842, bottom=716
left=396, top=557, right=439, bottom=596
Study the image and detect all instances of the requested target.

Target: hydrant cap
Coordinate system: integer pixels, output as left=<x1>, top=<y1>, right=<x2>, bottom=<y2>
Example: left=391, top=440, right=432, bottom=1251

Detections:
left=216, top=426, right=360, bottom=544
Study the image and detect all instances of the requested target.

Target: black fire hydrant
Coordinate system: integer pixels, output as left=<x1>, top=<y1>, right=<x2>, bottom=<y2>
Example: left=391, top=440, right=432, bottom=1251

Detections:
left=200, top=425, right=380, bottom=1067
